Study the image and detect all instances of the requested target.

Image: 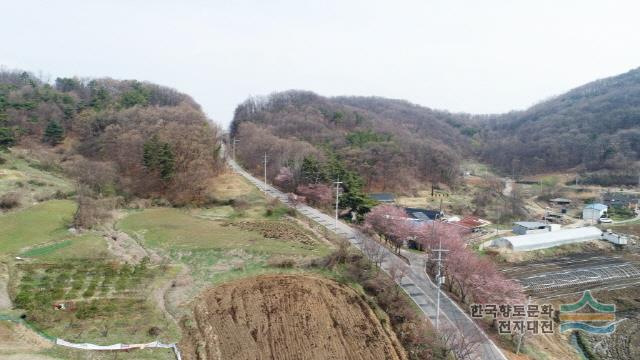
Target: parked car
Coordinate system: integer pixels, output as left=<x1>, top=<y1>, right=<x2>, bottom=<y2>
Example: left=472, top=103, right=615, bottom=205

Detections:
left=599, top=218, right=613, bottom=224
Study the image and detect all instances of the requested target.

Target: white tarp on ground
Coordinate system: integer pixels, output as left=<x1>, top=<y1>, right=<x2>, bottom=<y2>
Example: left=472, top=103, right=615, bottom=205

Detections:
left=56, top=338, right=175, bottom=350
left=492, top=226, right=603, bottom=251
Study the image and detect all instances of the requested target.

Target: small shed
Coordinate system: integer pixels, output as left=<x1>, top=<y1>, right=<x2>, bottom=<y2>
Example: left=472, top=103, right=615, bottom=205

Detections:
left=369, top=193, right=396, bottom=203
left=491, top=226, right=602, bottom=252
left=602, top=230, right=628, bottom=245
left=582, top=203, right=608, bottom=222
left=512, top=221, right=551, bottom=235
left=550, top=198, right=572, bottom=205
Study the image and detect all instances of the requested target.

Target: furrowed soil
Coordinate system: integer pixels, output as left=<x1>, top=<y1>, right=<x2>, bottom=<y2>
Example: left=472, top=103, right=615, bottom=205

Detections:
left=180, top=274, right=406, bottom=360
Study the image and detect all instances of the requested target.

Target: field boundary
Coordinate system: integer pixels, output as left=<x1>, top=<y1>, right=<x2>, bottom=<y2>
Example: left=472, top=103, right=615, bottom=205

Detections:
left=0, top=315, right=182, bottom=360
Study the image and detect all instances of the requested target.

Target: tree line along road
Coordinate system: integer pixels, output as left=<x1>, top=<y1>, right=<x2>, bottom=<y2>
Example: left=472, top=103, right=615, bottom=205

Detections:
left=227, top=158, right=508, bottom=360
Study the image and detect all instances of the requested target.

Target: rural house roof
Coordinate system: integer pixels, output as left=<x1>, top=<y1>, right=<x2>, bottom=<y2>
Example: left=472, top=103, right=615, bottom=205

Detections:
left=550, top=198, right=572, bottom=203
left=456, top=216, right=491, bottom=229
left=513, top=221, right=547, bottom=229
left=404, top=207, right=443, bottom=220
left=369, top=193, right=395, bottom=202
left=584, top=203, right=608, bottom=211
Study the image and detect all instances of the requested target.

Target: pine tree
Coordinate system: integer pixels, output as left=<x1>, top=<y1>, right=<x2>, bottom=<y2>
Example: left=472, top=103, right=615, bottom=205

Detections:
left=142, top=135, right=175, bottom=182
left=158, top=143, right=175, bottom=181
left=143, top=135, right=161, bottom=169
left=0, top=127, right=15, bottom=150
left=42, top=120, right=64, bottom=145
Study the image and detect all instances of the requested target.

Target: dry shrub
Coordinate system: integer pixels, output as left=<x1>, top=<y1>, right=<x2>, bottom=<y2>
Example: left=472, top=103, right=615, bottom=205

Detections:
left=0, top=192, right=21, bottom=210
left=73, top=190, right=117, bottom=229
left=230, top=198, right=250, bottom=211
left=267, top=256, right=296, bottom=268
left=63, top=156, right=117, bottom=195
left=320, top=246, right=447, bottom=360
left=128, top=198, right=152, bottom=209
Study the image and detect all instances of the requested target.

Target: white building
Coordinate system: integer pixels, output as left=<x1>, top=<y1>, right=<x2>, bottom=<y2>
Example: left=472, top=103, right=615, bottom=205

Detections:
left=490, top=226, right=603, bottom=252
left=512, top=221, right=560, bottom=235
left=582, top=203, right=608, bottom=222
left=602, top=230, right=629, bottom=245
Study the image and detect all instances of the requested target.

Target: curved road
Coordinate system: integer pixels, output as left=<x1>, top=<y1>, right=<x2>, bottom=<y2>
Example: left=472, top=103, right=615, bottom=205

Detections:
left=228, top=158, right=508, bottom=360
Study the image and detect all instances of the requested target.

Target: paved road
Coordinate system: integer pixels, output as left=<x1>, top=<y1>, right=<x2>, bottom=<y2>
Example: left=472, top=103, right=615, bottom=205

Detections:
left=228, top=159, right=507, bottom=360
left=613, top=213, right=640, bottom=224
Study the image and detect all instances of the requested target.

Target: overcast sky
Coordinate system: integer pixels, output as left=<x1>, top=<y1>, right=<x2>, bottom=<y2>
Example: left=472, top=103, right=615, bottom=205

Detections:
left=2, top=0, right=640, bottom=128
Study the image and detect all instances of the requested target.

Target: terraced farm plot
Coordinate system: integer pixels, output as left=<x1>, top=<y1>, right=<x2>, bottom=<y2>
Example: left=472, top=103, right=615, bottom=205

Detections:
left=10, top=261, right=178, bottom=344
left=119, top=207, right=331, bottom=256
left=0, top=200, right=76, bottom=256
left=0, top=150, right=74, bottom=210
left=501, top=253, right=640, bottom=299
left=19, top=233, right=109, bottom=261
left=180, top=275, right=406, bottom=360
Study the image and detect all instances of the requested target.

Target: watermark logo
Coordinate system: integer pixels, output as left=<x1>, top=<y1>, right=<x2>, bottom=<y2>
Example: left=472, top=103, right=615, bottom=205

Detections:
left=470, top=302, right=554, bottom=335
left=559, top=291, right=616, bottom=334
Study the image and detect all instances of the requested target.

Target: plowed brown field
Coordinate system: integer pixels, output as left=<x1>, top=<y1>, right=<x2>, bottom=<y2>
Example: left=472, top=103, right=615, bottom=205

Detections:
left=180, top=274, right=406, bottom=360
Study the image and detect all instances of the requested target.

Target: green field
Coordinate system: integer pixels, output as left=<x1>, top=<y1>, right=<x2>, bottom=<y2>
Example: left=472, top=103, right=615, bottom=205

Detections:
left=0, top=149, right=74, bottom=207
left=0, top=200, right=76, bottom=255
left=0, top=168, right=336, bottom=356
left=20, top=233, right=109, bottom=261
left=118, top=207, right=330, bottom=257
left=10, top=259, right=180, bottom=345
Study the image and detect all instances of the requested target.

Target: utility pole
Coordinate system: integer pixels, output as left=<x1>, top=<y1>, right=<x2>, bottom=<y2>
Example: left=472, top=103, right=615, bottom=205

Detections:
left=232, top=137, right=239, bottom=160
left=263, top=152, right=268, bottom=187
left=432, top=220, right=449, bottom=331
left=516, top=296, right=532, bottom=354
left=334, top=178, right=343, bottom=231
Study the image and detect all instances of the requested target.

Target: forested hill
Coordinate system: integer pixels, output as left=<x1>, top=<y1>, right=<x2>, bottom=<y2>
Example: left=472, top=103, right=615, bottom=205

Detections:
left=476, top=67, right=640, bottom=178
left=231, top=67, right=640, bottom=190
left=0, top=70, right=222, bottom=204
left=230, top=91, right=474, bottom=192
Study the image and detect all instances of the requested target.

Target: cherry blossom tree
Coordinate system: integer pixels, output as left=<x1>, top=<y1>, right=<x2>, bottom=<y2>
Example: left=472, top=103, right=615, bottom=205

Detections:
left=295, top=183, right=332, bottom=207
left=274, top=166, right=295, bottom=191
left=414, top=221, right=524, bottom=305
left=364, top=204, right=413, bottom=253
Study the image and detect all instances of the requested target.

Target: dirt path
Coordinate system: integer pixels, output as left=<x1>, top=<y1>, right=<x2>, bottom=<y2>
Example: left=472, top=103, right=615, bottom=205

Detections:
left=152, top=265, right=192, bottom=330
left=0, top=263, right=11, bottom=310
left=103, top=229, right=162, bottom=264
left=0, top=321, right=53, bottom=355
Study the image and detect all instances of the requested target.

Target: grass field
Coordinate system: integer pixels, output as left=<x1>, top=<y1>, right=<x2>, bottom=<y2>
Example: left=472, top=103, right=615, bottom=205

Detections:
left=20, top=233, right=109, bottom=261
left=0, top=200, right=76, bottom=256
left=0, top=149, right=74, bottom=208
left=119, top=207, right=330, bottom=257
left=0, top=168, right=336, bottom=356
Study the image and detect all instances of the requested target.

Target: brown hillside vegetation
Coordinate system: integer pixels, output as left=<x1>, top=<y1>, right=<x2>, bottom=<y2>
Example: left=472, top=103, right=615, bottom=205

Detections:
left=231, top=91, right=470, bottom=192
left=180, top=274, right=406, bottom=360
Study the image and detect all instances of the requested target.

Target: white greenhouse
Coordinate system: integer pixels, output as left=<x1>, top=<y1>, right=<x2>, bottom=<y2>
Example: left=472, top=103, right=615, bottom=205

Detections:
left=491, top=226, right=603, bottom=252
